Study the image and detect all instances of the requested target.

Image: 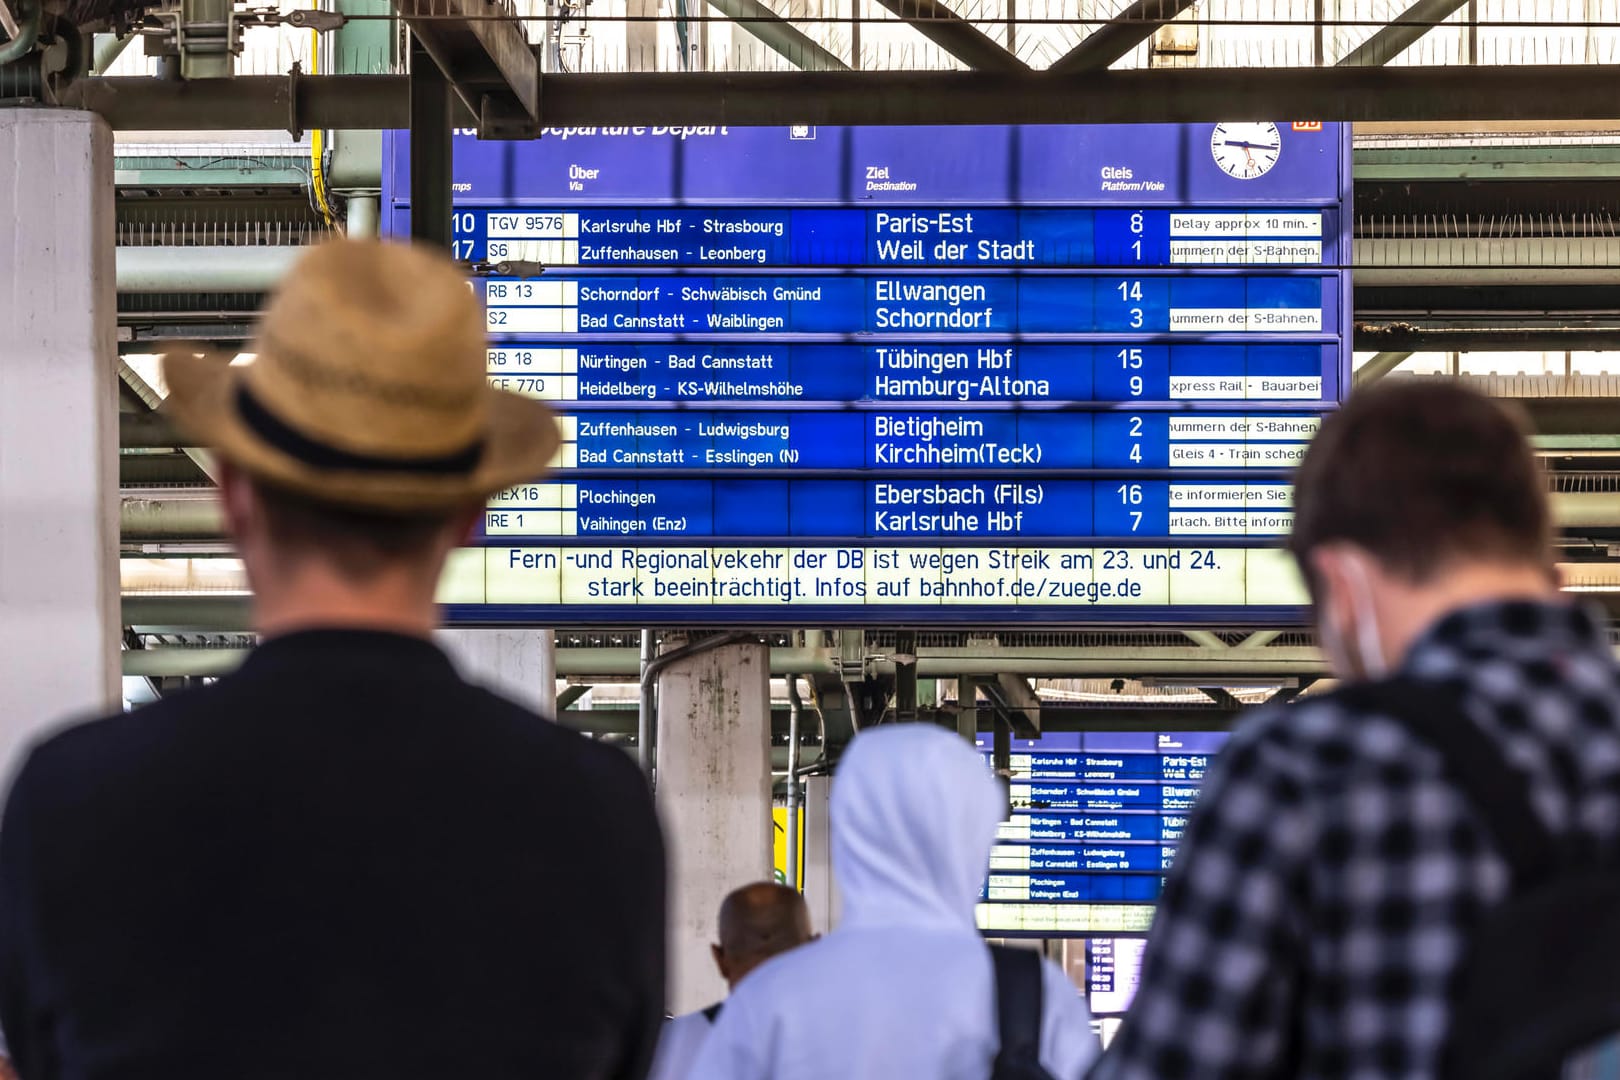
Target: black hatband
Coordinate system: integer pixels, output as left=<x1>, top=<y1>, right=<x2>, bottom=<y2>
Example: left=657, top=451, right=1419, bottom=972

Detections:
left=235, top=385, right=485, bottom=476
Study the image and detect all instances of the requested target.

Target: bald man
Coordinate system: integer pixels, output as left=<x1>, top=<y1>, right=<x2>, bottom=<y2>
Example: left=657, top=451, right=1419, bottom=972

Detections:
left=647, top=883, right=813, bottom=1080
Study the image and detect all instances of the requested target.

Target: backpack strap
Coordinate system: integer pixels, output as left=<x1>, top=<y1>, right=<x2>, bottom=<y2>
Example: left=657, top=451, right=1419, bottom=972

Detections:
left=700, top=1002, right=723, bottom=1024
left=1339, top=677, right=1556, bottom=887
left=989, top=944, right=1044, bottom=1061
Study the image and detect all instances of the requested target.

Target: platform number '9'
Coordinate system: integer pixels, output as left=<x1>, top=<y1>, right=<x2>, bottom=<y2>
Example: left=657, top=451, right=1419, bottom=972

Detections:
left=1118, top=347, right=1144, bottom=398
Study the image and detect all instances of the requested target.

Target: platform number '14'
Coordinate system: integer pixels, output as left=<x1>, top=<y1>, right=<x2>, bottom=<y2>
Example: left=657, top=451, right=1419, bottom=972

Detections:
left=1116, top=280, right=1145, bottom=328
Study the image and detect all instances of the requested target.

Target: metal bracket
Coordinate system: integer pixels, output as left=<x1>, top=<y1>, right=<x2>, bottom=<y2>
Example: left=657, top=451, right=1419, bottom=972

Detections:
left=143, top=0, right=243, bottom=79
left=477, top=258, right=548, bottom=277
left=281, top=7, right=347, bottom=31
left=838, top=630, right=867, bottom=684
left=285, top=58, right=300, bottom=138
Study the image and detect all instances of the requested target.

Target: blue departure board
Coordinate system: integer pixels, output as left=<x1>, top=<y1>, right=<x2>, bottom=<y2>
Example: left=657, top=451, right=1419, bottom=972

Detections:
left=382, top=123, right=1352, bottom=624
left=975, top=729, right=1231, bottom=1026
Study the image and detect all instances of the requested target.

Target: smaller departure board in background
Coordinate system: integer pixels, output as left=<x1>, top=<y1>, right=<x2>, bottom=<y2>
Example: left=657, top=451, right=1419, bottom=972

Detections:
left=977, top=730, right=1230, bottom=1027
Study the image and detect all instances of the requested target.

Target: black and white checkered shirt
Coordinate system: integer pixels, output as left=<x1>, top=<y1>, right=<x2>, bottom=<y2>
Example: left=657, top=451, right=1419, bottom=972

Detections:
left=1091, top=600, right=1620, bottom=1080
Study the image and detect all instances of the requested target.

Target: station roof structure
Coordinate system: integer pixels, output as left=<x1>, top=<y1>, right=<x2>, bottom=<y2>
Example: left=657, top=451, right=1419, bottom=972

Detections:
left=7, top=0, right=1620, bottom=742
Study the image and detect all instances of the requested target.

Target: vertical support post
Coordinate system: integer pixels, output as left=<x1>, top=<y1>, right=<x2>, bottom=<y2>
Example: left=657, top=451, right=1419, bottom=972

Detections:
left=408, top=33, right=452, bottom=250
left=800, top=774, right=838, bottom=932
left=0, top=110, right=120, bottom=779
left=626, top=0, right=659, bottom=70
left=953, top=679, right=976, bottom=741
left=893, top=629, right=917, bottom=724
left=785, top=677, right=803, bottom=889
left=850, top=0, right=861, bottom=68
left=345, top=193, right=379, bottom=237
left=638, top=628, right=655, bottom=782
left=656, top=641, right=772, bottom=1012
left=435, top=630, right=556, bottom=716
left=536, top=628, right=556, bottom=715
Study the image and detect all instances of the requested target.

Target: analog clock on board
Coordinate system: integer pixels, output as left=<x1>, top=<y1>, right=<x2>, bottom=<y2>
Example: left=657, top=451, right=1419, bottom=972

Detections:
left=1211, top=122, right=1281, bottom=179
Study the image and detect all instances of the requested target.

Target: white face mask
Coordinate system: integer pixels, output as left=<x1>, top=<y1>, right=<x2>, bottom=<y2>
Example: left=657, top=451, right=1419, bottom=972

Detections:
left=1318, top=553, right=1388, bottom=682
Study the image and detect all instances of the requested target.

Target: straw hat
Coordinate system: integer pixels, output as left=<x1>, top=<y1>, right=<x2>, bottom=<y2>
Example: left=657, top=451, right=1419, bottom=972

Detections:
left=161, top=238, right=560, bottom=514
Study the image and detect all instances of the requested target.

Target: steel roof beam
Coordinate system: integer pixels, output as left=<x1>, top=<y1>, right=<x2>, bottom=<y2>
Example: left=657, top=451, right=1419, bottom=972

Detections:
left=706, top=0, right=849, bottom=70
left=395, top=0, right=540, bottom=137
left=1337, top=0, right=1471, bottom=67
left=868, top=0, right=1026, bottom=72
left=59, top=66, right=1620, bottom=129
left=1046, top=0, right=1197, bottom=74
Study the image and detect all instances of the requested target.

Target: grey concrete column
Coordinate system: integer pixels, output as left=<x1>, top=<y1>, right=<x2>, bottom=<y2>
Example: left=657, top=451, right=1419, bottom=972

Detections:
left=656, top=642, right=772, bottom=1013
left=436, top=629, right=557, bottom=716
left=800, top=774, right=840, bottom=934
left=0, top=110, right=120, bottom=779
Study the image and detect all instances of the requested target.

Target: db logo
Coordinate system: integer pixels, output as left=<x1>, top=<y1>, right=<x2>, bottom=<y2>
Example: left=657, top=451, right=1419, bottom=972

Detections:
left=1291, top=121, right=1324, bottom=132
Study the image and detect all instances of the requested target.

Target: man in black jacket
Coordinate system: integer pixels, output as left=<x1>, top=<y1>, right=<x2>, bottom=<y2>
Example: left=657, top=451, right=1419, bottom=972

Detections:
left=0, top=239, right=666, bottom=1080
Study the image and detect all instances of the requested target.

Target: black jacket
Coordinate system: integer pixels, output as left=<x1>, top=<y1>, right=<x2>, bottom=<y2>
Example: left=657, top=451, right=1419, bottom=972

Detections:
left=0, top=630, right=665, bottom=1080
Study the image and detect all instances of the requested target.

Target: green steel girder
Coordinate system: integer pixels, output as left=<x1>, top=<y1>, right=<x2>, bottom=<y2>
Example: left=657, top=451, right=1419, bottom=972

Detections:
left=115, top=154, right=312, bottom=188
left=1356, top=145, right=1620, bottom=182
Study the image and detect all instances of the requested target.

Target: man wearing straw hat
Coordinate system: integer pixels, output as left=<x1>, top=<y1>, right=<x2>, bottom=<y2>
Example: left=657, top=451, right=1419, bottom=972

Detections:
left=0, top=240, right=666, bottom=1080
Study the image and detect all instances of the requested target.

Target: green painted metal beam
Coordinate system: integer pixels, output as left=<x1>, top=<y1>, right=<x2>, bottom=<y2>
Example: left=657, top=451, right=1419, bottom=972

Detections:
left=1535, top=435, right=1620, bottom=452
left=1354, top=145, right=1620, bottom=181
left=115, top=154, right=312, bottom=188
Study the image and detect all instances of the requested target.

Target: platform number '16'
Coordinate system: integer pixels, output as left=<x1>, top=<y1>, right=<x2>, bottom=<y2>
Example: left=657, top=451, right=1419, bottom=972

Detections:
left=1117, top=483, right=1143, bottom=532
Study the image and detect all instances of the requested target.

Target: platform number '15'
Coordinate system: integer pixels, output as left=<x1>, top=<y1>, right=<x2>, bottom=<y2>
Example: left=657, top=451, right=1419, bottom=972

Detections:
left=1118, top=347, right=1144, bottom=398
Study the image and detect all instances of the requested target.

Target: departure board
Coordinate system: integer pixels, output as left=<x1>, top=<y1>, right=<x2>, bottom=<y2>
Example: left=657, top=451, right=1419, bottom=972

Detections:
left=382, top=123, right=1351, bottom=624
left=975, top=729, right=1231, bottom=1025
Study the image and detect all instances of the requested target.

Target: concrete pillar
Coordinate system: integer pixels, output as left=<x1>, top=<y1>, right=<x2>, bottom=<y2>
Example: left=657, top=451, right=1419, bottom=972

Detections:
left=0, top=110, right=120, bottom=779
left=436, top=629, right=557, bottom=716
left=800, top=774, right=840, bottom=934
left=656, top=642, right=772, bottom=1013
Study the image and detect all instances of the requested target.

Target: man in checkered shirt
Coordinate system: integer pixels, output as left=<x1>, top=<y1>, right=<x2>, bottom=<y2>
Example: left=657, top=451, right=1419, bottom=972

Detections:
left=1092, top=380, right=1620, bottom=1079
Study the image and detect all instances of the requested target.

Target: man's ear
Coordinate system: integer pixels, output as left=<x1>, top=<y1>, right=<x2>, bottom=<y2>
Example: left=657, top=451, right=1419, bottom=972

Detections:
left=216, top=460, right=257, bottom=544
left=1308, top=543, right=1359, bottom=621
left=454, top=502, right=483, bottom=547
left=711, top=943, right=729, bottom=982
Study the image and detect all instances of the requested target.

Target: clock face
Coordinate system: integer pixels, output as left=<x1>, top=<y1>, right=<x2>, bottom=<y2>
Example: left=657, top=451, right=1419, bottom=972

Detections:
left=1211, top=122, right=1282, bottom=179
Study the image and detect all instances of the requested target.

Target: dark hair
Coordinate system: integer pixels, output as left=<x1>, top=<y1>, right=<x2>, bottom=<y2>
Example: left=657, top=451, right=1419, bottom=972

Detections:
left=253, top=480, right=469, bottom=581
left=1287, top=380, right=1552, bottom=588
left=717, top=882, right=811, bottom=966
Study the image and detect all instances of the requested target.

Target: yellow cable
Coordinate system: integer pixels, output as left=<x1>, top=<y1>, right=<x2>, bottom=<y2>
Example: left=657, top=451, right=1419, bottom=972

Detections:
left=309, top=23, right=335, bottom=227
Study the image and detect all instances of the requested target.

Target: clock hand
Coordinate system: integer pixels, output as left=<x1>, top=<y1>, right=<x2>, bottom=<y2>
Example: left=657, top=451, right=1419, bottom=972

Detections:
left=1222, top=140, right=1280, bottom=152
